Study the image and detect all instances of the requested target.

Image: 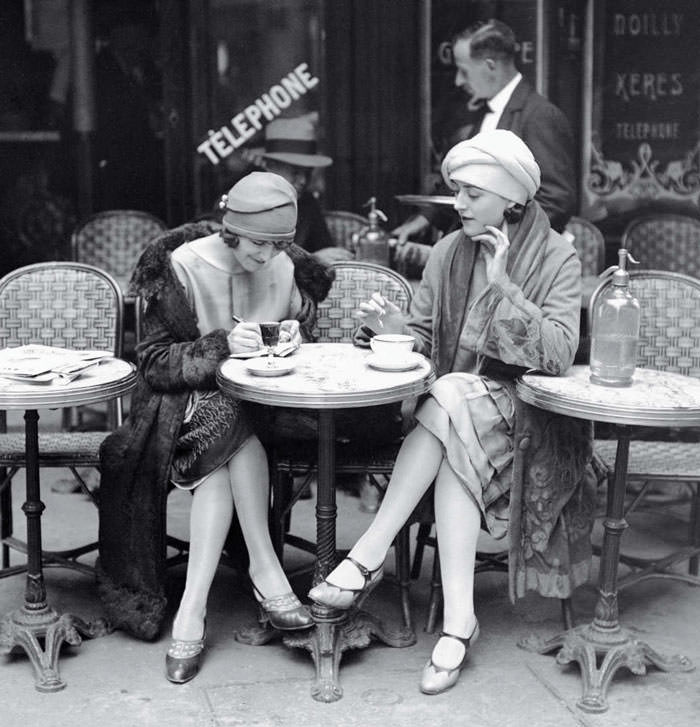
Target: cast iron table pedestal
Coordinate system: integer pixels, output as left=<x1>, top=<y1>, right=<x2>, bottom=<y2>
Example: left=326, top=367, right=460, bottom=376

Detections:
left=516, top=365, right=699, bottom=712
left=0, top=358, right=136, bottom=691
left=218, top=343, right=434, bottom=701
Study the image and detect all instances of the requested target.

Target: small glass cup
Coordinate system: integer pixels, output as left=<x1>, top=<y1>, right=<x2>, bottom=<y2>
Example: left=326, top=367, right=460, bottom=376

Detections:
left=259, top=321, right=280, bottom=364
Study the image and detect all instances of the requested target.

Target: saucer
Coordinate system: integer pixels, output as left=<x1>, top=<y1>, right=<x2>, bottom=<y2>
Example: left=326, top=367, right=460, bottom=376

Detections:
left=245, top=357, right=296, bottom=377
left=366, top=352, right=422, bottom=372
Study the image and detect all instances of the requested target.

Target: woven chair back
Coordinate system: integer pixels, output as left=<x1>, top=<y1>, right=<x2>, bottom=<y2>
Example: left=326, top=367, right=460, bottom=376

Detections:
left=312, top=261, right=413, bottom=342
left=323, top=210, right=369, bottom=251
left=0, top=262, right=124, bottom=356
left=566, top=216, right=606, bottom=277
left=71, top=210, right=168, bottom=293
left=621, top=214, right=700, bottom=278
left=589, top=269, right=700, bottom=379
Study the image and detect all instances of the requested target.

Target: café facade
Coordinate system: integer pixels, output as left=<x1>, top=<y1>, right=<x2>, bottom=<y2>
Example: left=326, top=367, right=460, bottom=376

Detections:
left=1, top=0, right=698, bottom=271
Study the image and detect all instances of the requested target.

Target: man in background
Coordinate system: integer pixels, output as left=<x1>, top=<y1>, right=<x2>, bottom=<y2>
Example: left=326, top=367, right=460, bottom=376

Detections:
left=394, top=19, right=576, bottom=258
left=250, top=113, right=336, bottom=255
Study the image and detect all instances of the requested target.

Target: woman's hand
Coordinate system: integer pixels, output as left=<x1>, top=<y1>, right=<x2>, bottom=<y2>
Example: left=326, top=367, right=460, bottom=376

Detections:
left=227, top=321, right=262, bottom=354
left=279, top=319, right=302, bottom=348
left=472, top=225, right=510, bottom=283
left=356, top=292, right=406, bottom=334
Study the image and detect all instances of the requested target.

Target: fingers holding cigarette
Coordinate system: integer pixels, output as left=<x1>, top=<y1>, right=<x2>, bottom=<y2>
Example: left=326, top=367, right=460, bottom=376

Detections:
left=355, top=292, right=405, bottom=333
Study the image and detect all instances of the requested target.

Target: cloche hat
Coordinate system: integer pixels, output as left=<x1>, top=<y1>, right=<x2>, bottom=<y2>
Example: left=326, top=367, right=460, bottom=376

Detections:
left=220, top=172, right=297, bottom=242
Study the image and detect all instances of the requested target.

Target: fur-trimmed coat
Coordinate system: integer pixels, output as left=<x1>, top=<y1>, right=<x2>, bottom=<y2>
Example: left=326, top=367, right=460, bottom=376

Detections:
left=97, top=221, right=334, bottom=640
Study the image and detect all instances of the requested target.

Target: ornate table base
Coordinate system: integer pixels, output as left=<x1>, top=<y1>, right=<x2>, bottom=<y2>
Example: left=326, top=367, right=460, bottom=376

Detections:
left=517, top=422, right=695, bottom=712
left=520, top=619, right=693, bottom=713
left=236, top=603, right=415, bottom=703
left=287, top=604, right=415, bottom=703
left=1, top=409, right=114, bottom=690
left=0, top=597, right=110, bottom=692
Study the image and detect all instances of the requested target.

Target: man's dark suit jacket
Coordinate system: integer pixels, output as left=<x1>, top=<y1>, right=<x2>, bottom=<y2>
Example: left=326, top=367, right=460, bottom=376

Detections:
left=496, top=78, right=576, bottom=233
left=427, top=78, right=577, bottom=234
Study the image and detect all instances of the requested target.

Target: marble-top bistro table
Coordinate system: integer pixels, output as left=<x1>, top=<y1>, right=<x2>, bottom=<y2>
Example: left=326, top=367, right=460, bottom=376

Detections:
left=0, top=358, right=136, bottom=692
left=218, top=342, right=435, bottom=702
left=516, top=365, right=699, bottom=713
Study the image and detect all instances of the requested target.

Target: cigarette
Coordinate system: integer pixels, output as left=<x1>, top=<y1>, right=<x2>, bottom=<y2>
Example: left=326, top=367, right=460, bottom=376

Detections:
left=232, top=315, right=244, bottom=323
left=377, top=310, right=385, bottom=328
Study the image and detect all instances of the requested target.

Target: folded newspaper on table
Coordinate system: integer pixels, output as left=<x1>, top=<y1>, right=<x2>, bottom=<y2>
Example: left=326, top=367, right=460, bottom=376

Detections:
left=0, top=345, right=114, bottom=384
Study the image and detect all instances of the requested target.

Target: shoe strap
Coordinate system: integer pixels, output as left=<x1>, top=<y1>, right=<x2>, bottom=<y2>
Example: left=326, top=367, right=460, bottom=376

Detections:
left=440, top=622, right=479, bottom=649
left=345, top=556, right=372, bottom=585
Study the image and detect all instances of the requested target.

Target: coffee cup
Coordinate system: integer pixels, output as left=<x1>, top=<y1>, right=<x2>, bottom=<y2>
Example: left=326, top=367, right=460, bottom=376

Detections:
left=370, top=333, right=415, bottom=361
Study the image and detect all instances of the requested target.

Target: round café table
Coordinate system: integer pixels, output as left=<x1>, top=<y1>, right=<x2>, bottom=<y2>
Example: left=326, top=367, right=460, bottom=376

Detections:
left=516, top=365, right=699, bottom=713
left=218, top=342, right=435, bottom=702
left=0, top=358, right=136, bottom=692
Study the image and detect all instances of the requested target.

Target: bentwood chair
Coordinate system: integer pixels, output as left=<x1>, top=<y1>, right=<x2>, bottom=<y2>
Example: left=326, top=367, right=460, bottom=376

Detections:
left=621, top=214, right=700, bottom=278
left=323, top=210, right=369, bottom=253
left=564, top=216, right=607, bottom=365
left=71, top=210, right=168, bottom=295
left=70, top=210, right=166, bottom=422
left=0, top=262, right=124, bottom=574
left=271, top=261, right=418, bottom=629
left=566, top=216, right=606, bottom=307
left=591, top=270, right=700, bottom=588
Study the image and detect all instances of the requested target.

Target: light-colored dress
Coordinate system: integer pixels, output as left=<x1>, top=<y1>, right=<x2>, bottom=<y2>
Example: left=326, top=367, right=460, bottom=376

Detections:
left=414, top=247, right=515, bottom=538
left=168, top=234, right=301, bottom=488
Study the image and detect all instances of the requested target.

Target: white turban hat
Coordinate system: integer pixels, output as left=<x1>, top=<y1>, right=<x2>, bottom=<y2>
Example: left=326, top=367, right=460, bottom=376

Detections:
left=441, top=129, right=541, bottom=205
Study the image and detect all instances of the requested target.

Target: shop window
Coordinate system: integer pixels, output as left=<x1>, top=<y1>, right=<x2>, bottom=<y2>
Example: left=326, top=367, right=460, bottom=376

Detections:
left=583, top=0, right=700, bottom=223
left=193, top=0, right=325, bottom=213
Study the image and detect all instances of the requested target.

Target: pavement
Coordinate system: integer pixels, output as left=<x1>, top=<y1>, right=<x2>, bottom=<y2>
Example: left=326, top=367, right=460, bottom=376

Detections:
left=1, top=406, right=700, bottom=727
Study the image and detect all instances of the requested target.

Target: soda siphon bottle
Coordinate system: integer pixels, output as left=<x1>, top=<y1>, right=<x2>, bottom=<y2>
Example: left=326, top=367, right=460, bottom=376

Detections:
left=353, top=197, right=390, bottom=266
left=589, top=249, right=640, bottom=387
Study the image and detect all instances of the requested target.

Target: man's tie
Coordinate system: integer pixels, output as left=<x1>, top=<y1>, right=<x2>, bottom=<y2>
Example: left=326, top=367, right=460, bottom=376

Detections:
left=449, top=99, right=491, bottom=144
left=468, top=99, right=492, bottom=138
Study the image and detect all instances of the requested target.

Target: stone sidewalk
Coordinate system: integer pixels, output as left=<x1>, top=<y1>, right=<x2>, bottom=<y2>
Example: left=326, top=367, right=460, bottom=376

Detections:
left=1, top=409, right=699, bottom=727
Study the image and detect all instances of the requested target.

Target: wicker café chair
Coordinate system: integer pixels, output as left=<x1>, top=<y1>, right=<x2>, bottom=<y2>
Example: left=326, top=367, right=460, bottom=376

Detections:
left=272, top=261, right=419, bottom=630
left=621, top=214, right=700, bottom=278
left=0, top=262, right=124, bottom=575
left=71, top=210, right=168, bottom=295
left=566, top=215, right=606, bottom=308
left=70, top=210, right=165, bottom=423
left=323, top=210, right=369, bottom=252
left=567, top=216, right=606, bottom=278
left=591, top=270, right=700, bottom=588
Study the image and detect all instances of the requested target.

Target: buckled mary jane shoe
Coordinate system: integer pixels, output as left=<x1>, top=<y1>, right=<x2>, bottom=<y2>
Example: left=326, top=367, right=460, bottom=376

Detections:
left=252, top=584, right=314, bottom=631
left=307, top=556, right=384, bottom=611
left=165, top=622, right=207, bottom=684
left=419, top=621, right=479, bottom=695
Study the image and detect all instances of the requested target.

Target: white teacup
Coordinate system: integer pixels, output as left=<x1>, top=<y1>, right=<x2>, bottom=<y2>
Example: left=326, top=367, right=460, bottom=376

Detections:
left=370, top=334, right=416, bottom=361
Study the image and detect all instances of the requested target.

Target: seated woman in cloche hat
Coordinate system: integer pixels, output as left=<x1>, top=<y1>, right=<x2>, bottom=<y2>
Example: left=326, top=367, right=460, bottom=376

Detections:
left=308, top=130, right=596, bottom=695
left=98, top=171, right=334, bottom=684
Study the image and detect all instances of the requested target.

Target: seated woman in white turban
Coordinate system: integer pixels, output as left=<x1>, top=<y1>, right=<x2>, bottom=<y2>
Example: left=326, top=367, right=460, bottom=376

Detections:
left=308, top=130, right=596, bottom=695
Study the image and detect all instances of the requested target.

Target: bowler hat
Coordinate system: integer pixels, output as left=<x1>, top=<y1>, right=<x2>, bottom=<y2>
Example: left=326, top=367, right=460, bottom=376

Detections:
left=261, top=114, right=333, bottom=168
